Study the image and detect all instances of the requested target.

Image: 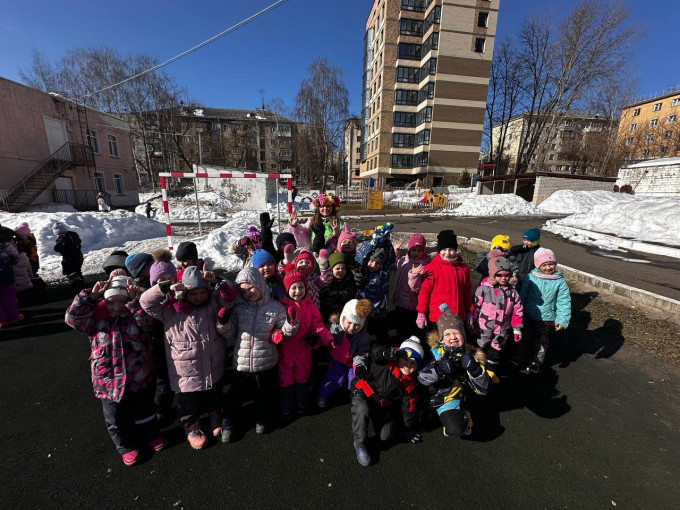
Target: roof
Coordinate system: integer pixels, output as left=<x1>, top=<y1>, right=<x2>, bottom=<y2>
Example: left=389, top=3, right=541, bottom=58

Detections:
left=624, top=86, right=680, bottom=109
left=623, top=157, right=680, bottom=169
left=477, top=172, right=616, bottom=183
left=180, top=107, right=292, bottom=123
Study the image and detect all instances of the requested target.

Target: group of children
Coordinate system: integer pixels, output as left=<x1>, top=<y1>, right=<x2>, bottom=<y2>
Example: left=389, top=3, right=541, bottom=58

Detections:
left=62, top=193, right=572, bottom=467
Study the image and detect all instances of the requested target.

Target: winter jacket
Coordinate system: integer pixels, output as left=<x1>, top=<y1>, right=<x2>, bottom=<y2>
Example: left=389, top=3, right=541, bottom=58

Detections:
left=285, top=217, right=351, bottom=252
left=266, top=273, right=285, bottom=300
left=393, top=253, right=431, bottom=310
left=219, top=267, right=287, bottom=373
left=54, top=231, right=82, bottom=258
left=277, top=251, right=332, bottom=308
left=139, top=280, right=238, bottom=392
left=15, top=233, right=39, bottom=272
left=355, top=238, right=396, bottom=318
left=328, top=322, right=371, bottom=367
left=351, top=343, right=420, bottom=431
left=471, top=277, right=523, bottom=349
left=417, top=254, right=473, bottom=323
left=65, top=290, right=155, bottom=402
left=13, top=252, right=34, bottom=292
left=0, top=242, right=19, bottom=287
left=508, top=244, right=540, bottom=291
left=279, top=296, right=333, bottom=364
left=319, top=272, right=357, bottom=321
left=520, top=268, right=571, bottom=328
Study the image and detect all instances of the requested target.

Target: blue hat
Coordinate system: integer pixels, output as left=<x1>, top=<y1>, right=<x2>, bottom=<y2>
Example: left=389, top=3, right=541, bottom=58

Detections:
left=252, top=249, right=275, bottom=269
left=399, top=337, right=424, bottom=369
left=125, top=252, right=153, bottom=278
left=523, top=228, right=541, bottom=245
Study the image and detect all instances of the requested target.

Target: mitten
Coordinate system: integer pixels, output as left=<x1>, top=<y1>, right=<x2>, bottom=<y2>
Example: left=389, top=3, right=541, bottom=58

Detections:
left=218, top=281, right=238, bottom=303
left=270, top=329, right=283, bottom=345
left=217, top=307, right=232, bottom=325
left=287, top=306, right=297, bottom=324
left=158, top=280, right=172, bottom=294
left=416, top=313, right=428, bottom=329
left=305, top=333, right=320, bottom=348
left=260, top=212, right=274, bottom=231
left=404, top=430, right=423, bottom=444
left=317, top=249, right=329, bottom=270
left=461, top=352, right=482, bottom=377
left=283, top=244, right=295, bottom=264
left=435, top=356, right=456, bottom=375
left=354, top=363, right=369, bottom=380
left=386, top=346, right=399, bottom=360
left=513, top=329, right=522, bottom=343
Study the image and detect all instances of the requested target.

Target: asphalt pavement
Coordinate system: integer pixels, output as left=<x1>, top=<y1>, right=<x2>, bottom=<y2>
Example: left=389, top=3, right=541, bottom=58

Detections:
left=2, top=280, right=679, bottom=509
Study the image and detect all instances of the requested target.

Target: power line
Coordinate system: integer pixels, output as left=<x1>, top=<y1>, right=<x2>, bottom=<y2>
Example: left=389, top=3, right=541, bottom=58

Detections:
left=79, top=0, right=290, bottom=100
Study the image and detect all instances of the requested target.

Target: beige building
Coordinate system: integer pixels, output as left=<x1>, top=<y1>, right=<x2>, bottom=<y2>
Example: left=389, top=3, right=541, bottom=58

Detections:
left=343, top=117, right=362, bottom=185
left=359, top=0, right=499, bottom=186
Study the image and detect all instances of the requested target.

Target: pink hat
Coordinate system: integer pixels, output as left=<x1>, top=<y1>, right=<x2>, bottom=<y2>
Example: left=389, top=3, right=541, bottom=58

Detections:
left=14, top=222, right=30, bottom=238
left=338, top=231, right=357, bottom=250
left=408, top=233, right=426, bottom=250
left=534, top=247, right=556, bottom=268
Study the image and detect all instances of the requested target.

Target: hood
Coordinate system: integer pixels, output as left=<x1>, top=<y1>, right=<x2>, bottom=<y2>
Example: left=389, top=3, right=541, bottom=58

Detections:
left=236, top=266, right=271, bottom=305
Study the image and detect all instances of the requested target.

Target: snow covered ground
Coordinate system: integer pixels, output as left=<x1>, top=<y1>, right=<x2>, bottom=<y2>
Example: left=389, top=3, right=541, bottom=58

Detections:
left=444, top=193, right=540, bottom=217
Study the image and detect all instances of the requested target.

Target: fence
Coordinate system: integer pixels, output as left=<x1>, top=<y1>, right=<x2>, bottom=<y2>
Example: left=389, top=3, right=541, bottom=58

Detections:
left=52, top=189, right=100, bottom=209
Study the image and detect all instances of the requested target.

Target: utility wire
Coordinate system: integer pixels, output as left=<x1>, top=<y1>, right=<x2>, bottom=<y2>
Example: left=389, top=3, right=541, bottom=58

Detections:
left=79, top=0, right=290, bottom=100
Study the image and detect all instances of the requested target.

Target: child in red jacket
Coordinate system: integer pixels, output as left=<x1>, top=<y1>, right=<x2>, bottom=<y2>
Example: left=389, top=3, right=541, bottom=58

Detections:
left=417, top=229, right=472, bottom=331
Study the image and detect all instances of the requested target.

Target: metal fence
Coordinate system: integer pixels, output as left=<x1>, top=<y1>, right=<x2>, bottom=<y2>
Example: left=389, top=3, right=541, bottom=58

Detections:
left=52, top=189, right=100, bottom=210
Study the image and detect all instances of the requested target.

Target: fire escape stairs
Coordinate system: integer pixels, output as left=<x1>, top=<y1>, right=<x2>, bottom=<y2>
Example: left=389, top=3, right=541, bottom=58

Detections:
left=0, top=142, right=94, bottom=213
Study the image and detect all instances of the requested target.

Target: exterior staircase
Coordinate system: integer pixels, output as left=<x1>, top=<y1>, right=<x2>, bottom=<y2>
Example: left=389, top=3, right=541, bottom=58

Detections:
left=0, top=142, right=94, bottom=213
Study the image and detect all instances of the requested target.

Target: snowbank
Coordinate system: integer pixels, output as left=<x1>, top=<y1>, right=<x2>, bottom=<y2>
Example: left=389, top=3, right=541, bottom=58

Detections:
left=448, top=193, right=540, bottom=216
left=538, top=190, right=635, bottom=215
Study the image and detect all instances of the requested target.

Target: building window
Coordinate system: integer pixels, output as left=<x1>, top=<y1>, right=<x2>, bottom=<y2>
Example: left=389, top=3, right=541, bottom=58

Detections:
left=478, top=12, right=489, bottom=27
left=260, top=151, right=266, bottom=161
left=87, top=130, right=100, bottom=154
left=398, top=43, right=421, bottom=60
left=416, top=106, right=433, bottom=125
left=668, top=115, right=677, bottom=123
left=642, top=148, right=650, bottom=156
left=625, top=138, right=632, bottom=145
left=421, top=58, right=437, bottom=76
left=401, top=0, right=432, bottom=13
left=211, top=122, right=220, bottom=131
left=415, top=129, right=430, bottom=146
left=222, top=124, right=229, bottom=131
left=650, top=118, right=658, bottom=127
left=632, top=108, right=640, bottom=116
left=423, top=5, right=441, bottom=32
left=397, top=66, right=420, bottom=83
left=395, top=89, right=418, bottom=105
left=422, top=32, right=439, bottom=54
left=391, top=154, right=415, bottom=168
left=400, top=18, right=423, bottom=36
left=394, top=111, right=416, bottom=127
left=271, top=164, right=277, bottom=170
left=418, top=82, right=435, bottom=103
left=113, top=174, right=125, bottom=195
left=107, top=135, right=119, bottom=157
left=672, top=98, right=680, bottom=107
left=393, top=133, right=415, bottom=148
left=94, top=172, right=106, bottom=192
left=645, top=134, right=654, bottom=142
left=629, top=123, right=637, bottom=131
left=474, top=38, right=486, bottom=53
left=260, top=163, right=266, bottom=171
left=664, top=130, right=672, bottom=139
left=652, top=102, right=662, bottom=112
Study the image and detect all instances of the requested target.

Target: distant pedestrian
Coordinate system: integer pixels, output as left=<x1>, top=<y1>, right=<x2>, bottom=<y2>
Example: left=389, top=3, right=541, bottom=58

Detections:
left=0, top=234, right=23, bottom=328
left=14, top=222, right=40, bottom=274
left=145, top=202, right=156, bottom=218
left=97, top=192, right=110, bottom=212
left=52, top=222, right=84, bottom=283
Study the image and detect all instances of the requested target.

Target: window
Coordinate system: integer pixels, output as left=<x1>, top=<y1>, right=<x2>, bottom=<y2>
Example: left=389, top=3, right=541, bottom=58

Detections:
left=478, top=12, right=489, bottom=27
left=421, top=58, right=437, bottom=76
left=625, top=138, right=633, bottom=145
left=391, top=154, right=415, bottom=168
left=400, top=18, right=423, bottom=36
left=422, top=32, right=439, bottom=54
left=113, top=174, right=124, bottom=195
left=221, top=124, right=229, bottom=131
left=642, top=148, right=650, bottom=156
left=415, top=129, right=430, bottom=146
left=260, top=163, right=266, bottom=171
left=395, top=89, right=418, bottom=105
left=271, top=164, right=277, bottom=170
left=260, top=151, right=266, bottom=161
left=416, top=106, right=432, bottom=125
left=401, top=0, right=433, bottom=12
left=397, top=66, right=420, bottom=83
left=94, top=172, right=106, bottom=192
left=564, top=120, right=573, bottom=127
left=652, top=102, right=662, bottom=111
left=398, top=43, right=421, bottom=60
left=664, top=130, right=672, bottom=139
left=107, top=135, right=119, bottom=157
left=660, top=146, right=668, bottom=154
left=645, top=134, right=654, bottom=142
left=87, top=130, right=100, bottom=154
left=418, top=82, right=435, bottom=103
left=270, top=151, right=276, bottom=158
left=423, top=5, right=441, bottom=32
left=474, top=38, right=486, bottom=53
left=269, top=126, right=276, bottom=133
left=629, top=123, right=637, bottom=131
left=394, top=112, right=416, bottom=127
left=211, top=122, right=220, bottom=130
left=668, top=115, right=677, bottom=123
left=632, top=108, right=640, bottom=116
left=672, top=98, right=680, bottom=107
left=650, top=118, right=658, bottom=127
left=393, top=133, right=415, bottom=148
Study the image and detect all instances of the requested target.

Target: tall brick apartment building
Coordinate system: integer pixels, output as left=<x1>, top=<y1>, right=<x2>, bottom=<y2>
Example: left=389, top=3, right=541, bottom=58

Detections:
left=359, top=0, right=499, bottom=186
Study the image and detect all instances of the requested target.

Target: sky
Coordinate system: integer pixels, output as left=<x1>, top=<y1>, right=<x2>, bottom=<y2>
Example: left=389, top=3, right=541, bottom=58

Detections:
left=0, top=0, right=677, bottom=116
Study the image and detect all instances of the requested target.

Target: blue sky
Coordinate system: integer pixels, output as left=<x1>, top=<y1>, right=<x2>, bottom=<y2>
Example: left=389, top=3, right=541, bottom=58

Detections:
left=0, top=0, right=676, bottom=115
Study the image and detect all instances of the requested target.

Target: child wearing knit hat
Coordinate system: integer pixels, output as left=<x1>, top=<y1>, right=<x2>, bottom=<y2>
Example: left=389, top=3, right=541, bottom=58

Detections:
left=508, top=227, right=542, bottom=291
left=52, top=222, right=84, bottom=283
left=14, top=222, right=40, bottom=274
left=319, top=252, right=358, bottom=322
left=253, top=249, right=284, bottom=300
left=418, top=304, right=495, bottom=438
left=516, top=248, right=571, bottom=374
left=475, top=234, right=511, bottom=278
left=393, top=233, right=432, bottom=342
left=65, top=274, right=167, bottom=465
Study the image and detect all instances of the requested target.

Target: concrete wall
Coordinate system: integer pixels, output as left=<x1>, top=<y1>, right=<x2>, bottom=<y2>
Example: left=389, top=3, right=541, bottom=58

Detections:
left=197, top=173, right=275, bottom=210
left=533, top=176, right=615, bottom=204
left=616, top=164, right=680, bottom=195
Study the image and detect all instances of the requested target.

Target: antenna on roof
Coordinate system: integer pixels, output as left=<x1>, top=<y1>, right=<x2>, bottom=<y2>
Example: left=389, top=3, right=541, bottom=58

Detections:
left=259, top=89, right=265, bottom=112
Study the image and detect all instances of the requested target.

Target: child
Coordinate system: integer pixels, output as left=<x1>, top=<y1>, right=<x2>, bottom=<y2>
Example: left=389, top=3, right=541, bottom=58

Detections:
left=252, top=249, right=284, bottom=300
left=349, top=337, right=424, bottom=466
left=393, top=233, right=432, bottom=341
left=475, top=234, right=511, bottom=278
left=471, top=256, right=523, bottom=366
left=103, top=250, right=130, bottom=277
left=416, top=229, right=472, bottom=330
left=337, top=230, right=364, bottom=288
left=316, top=298, right=372, bottom=409
left=175, top=241, right=204, bottom=281
left=125, top=253, right=154, bottom=288
left=52, top=222, right=84, bottom=283
left=418, top=304, right=493, bottom=438
left=12, top=241, right=34, bottom=304
left=218, top=266, right=287, bottom=442
left=232, top=226, right=263, bottom=266
left=278, top=270, right=334, bottom=419
left=280, top=248, right=332, bottom=308
left=508, top=227, right=541, bottom=291
left=14, top=222, right=40, bottom=274
left=274, top=232, right=297, bottom=263
left=519, top=248, right=571, bottom=374
left=0, top=236, right=22, bottom=327
left=319, top=252, right=357, bottom=322
left=65, top=275, right=167, bottom=465
left=286, top=193, right=350, bottom=252
left=140, top=266, right=238, bottom=449
left=355, top=223, right=396, bottom=345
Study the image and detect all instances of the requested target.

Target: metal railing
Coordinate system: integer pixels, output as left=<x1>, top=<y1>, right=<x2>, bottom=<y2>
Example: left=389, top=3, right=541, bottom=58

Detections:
left=52, top=189, right=100, bottom=209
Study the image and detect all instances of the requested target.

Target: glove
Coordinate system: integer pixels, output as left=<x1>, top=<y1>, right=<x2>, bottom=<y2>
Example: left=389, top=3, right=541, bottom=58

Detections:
left=354, top=363, right=369, bottom=380
left=283, top=244, right=295, bottom=264
left=513, top=329, right=522, bottom=343
left=270, top=329, right=283, bottom=345
left=404, top=430, right=423, bottom=444
left=305, top=333, right=320, bottom=348
left=217, top=307, right=232, bottom=325
left=386, top=346, right=400, bottom=360
left=461, top=352, right=482, bottom=377
left=373, top=222, right=394, bottom=244
left=317, top=249, right=329, bottom=270
left=218, top=282, right=238, bottom=303
left=158, top=280, right=172, bottom=294
left=311, top=221, right=325, bottom=238
left=287, top=306, right=297, bottom=324
left=260, top=212, right=274, bottom=231
left=435, top=356, right=457, bottom=375
left=416, top=313, right=428, bottom=330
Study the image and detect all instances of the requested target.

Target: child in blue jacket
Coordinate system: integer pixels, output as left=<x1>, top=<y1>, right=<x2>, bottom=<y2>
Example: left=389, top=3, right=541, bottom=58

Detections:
left=519, top=248, right=571, bottom=374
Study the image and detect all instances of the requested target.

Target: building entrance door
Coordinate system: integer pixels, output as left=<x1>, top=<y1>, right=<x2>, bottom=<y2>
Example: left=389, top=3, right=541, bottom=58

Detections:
left=43, top=117, right=68, bottom=154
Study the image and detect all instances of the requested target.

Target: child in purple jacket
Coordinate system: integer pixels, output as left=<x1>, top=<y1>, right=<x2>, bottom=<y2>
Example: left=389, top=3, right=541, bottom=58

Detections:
left=392, top=233, right=431, bottom=342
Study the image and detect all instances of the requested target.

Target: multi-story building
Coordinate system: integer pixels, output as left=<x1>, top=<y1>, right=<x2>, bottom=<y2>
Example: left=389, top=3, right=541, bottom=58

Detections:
left=491, top=112, right=615, bottom=174
left=617, top=87, right=680, bottom=162
left=343, top=117, right=362, bottom=185
left=359, top=0, right=499, bottom=186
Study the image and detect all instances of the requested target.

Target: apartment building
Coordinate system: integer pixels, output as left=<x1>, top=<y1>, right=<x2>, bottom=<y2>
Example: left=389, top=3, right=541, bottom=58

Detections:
left=343, top=117, right=363, bottom=184
left=359, top=0, right=499, bottom=186
left=617, top=87, right=680, bottom=162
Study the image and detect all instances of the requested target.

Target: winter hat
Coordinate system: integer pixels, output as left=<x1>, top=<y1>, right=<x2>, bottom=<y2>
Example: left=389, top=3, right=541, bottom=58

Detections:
left=150, top=249, right=177, bottom=285
left=437, top=303, right=466, bottom=339
left=523, top=228, right=541, bottom=246
left=283, top=270, right=306, bottom=295
left=245, top=226, right=261, bottom=240
left=14, top=222, right=31, bottom=238
left=488, top=256, right=512, bottom=276
left=490, top=235, right=510, bottom=251
left=329, top=252, right=346, bottom=269
left=104, top=276, right=133, bottom=300
left=181, top=265, right=210, bottom=290
left=338, top=231, right=357, bottom=251
left=103, top=250, right=130, bottom=276
left=175, top=241, right=198, bottom=262
left=534, top=247, right=557, bottom=268
left=52, top=222, right=69, bottom=236
left=125, top=253, right=153, bottom=278
left=369, top=246, right=388, bottom=266
left=407, top=233, right=426, bottom=250
left=275, top=232, right=296, bottom=251
left=252, top=249, right=275, bottom=269
left=295, top=250, right=315, bottom=270
left=436, top=230, right=458, bottom=251
left=399, top=336, right=425, bottom=368
left=340, top=299, right=372, bottom=329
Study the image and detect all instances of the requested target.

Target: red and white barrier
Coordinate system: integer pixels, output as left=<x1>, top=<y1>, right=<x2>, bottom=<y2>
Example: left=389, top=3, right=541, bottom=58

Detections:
left=158, top=171, right=293, bottom=250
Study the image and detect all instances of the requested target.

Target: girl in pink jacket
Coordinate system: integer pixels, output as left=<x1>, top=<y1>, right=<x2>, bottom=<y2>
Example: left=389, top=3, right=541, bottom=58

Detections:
left=278, top=270, right=334, bottom=419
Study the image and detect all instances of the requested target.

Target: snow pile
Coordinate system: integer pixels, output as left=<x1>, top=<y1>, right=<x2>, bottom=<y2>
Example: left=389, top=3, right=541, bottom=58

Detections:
left=450, top=193, right=540, bottom=216
left=538, top=190, right=635, bottom=215
left=136, top=190, right=236, bottom=221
